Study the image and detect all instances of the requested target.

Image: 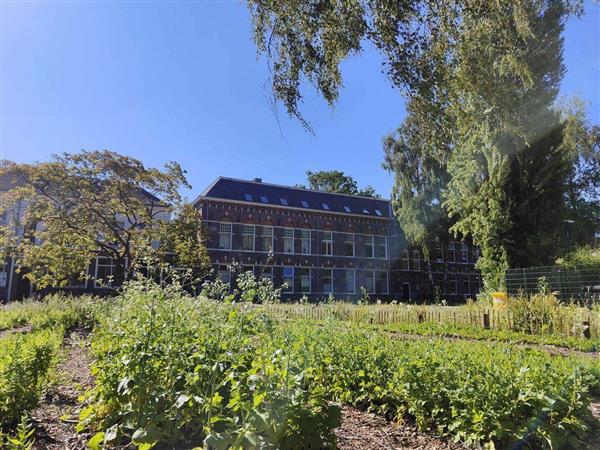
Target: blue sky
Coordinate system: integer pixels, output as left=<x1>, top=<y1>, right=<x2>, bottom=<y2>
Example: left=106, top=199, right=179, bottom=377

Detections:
left=1, top=1, right=598, bottom=200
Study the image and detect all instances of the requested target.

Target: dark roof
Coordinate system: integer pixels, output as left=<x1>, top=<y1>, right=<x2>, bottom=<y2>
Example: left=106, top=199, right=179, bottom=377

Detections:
left=0, top=170, right=165, bottom=206
left=0, top=171, right=28, bottom=191
left=195, top=177, right=391, bottom=218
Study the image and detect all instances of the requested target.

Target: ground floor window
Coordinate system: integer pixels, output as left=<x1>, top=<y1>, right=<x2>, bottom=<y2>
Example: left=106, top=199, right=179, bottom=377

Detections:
left=94, top=257, right=128, bottom=288
left=365, top=271, right=375, bottom=293
left=375, top=271, right=388, bottom=294
left=321, top=269, right=332, bottom=294
left=345, top=270, right=355, bottom=293
left=259, top=266, right=273, bottom=282
left=217, top=265, right=231, bottom=286
left=298, top=268, right=311, bottom=293
left=283, top=266, right=294, bottom=292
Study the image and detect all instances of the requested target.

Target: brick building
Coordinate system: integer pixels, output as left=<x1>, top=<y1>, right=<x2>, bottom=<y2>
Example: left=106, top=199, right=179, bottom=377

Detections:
left=194, top=177, right=482, bottom=302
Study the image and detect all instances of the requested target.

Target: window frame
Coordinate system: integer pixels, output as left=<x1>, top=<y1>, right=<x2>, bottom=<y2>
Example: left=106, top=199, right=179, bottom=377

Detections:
left=218, top=222, right=233, bottom=250
left=322, top=231, right=333, bottom=256
left=241, top=224, right=255, bottom=251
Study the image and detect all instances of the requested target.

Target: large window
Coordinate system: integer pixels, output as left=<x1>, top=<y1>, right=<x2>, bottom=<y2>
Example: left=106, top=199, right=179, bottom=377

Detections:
left=400, top=250, right=410, bottom=270
left=299, top=229, right=311, bottom=254
left=94, top=257, right=127, bottom=288
left=283, top=266, right=294, bottom=292
left=461, top=243, right=468, bottom=263
left=412, top=250, right=421, bottom=270
left=375, top=271, right=388, bottom=294
left=447, top=274, right=457, bottom=294
left=283, top=228, right=294, bottom=254
left=374, top=236, right=387, bottom=258
left=321, top=232, right=333, bottom=256
left=259, top=266, right=273, bottom=282
left=345, top=270, right=355, bottom=293
left=321, top=269, right=333, bottom=294
left=344, top=234, right=354, bottom=257
left=242, top=225, right=255, bottom=251
left=365, top=236, right=374, bottom=258
left=218, top=223, right=232, bottom=250
left=261, top=226, right=273, bottom=252
left=218, top=265, right=231, bottom=286
left=365, top=270, right=374, bottom=293
left=298, top=268, right=311, bottom=293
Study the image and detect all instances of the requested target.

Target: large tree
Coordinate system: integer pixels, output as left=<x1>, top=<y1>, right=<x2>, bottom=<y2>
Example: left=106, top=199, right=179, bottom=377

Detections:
left=248, top=0, right=595, bottom=289
left=296, top=170, right=380, bottom=198
left=0, top=150, right=209, bottom=288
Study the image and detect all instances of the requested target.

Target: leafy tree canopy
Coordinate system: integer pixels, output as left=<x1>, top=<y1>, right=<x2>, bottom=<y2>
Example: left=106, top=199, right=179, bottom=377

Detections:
left=296, top=170, right=380, bottom=198
left=0, top=150, right=210, bottom=288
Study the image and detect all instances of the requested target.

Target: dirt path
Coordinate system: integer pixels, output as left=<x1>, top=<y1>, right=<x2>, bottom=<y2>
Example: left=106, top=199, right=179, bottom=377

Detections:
left=335, top=405, right=463, bottom=450
left=0, top=324, right=32, bottom=339
left=31, top=330, right=94, bottom=450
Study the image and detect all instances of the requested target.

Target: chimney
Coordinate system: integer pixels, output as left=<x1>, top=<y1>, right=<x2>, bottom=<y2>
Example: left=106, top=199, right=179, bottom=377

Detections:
left=254, top=178, right=262, bottom=183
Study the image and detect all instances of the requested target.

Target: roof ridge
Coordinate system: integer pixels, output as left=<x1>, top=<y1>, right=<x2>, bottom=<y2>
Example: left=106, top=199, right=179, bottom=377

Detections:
left=217, top=176, right=390, bottom=202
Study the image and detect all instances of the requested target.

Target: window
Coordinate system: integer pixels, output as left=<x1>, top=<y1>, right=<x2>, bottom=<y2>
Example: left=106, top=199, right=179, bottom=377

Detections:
left=447, top=274, right=457, bottom=295
left=463, top=279, right=471, bottom=296
left=261, top=226, right=273, bottom=252
left=280, top=198, right=288, bottom=205
left=435, top=243, right=443, bottom=262
left=321, top=269, right=332, bottom=294
left=322, top=203, right=330, bottom=210
left=343, top=206, right=351, bottom=213
left=365, top=270, right=375, bottom=293
left=447, top=243, right=456, bottom=262
left=365, top=236, right=374, bottom=258
left=375, top=271, right=388, bottom=294
left=344, top=234, right=354, bottom=257
left=374, top=209, right=382, bottom=216
left=283, top=266, right=294, bottom=292
left=301, top=201, right=309, bottom=208
left=362, top=208, right=370, bottom=214
left=218, top=223, right=232, bottom=250
left=260, top=266, right=273, bottom=282
left=374, top=236, right=386, bottom=258
left=94, top=257, right=127, bottom=288
left=299, top=268, right=311, bottom=293
left=244, top=194, right=253, bottom=202
left=461, top=249, right=468, bottom=263
left=400, top=250, right=410, bottom=270
left=412, top=250, right=421, bottom=270
left=65, top=270, right=88, bottom=288
left=321, top=231, right=333, bottom=256
left=242, top=225, right=255, bottom=251
left=283, top=228, right=294, bottom=254
left=260, top=195, right=268, bottom=203
left=345, top=270, right=355, bottom=293
left=218, top=265, right=231, bottom=286
left=299, top=229, right=311, bottom=254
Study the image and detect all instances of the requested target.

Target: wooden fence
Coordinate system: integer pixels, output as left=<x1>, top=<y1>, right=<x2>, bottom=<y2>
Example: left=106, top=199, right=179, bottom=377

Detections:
left=263, top=303, right=600, bottom=339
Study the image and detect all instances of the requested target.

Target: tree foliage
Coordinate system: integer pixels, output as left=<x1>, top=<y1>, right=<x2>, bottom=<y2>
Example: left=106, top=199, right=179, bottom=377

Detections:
left=0, top=150, right=209, bottom=288
left=297, top=170, right=380, bottom=198
left=248, top=0, right=594, bottom=290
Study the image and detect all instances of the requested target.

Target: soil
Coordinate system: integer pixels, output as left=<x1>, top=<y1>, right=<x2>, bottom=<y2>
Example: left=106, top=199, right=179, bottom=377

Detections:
left=30, top=330, right=94, bottom=450
left=0, top=324, right=32, bottom=338
left=335, top=405, right=464, bottom=450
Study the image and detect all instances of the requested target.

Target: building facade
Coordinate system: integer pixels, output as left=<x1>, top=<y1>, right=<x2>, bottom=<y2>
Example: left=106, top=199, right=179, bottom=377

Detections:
left=194, top=177, right=482, bottom=302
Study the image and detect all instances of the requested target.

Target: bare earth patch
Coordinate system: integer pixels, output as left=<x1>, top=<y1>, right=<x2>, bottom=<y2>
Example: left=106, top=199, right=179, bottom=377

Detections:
left=0, top=324, right=32, bottom=339
left=31, top=330, right=94, bottom=450
left=335, top=405, right=464, bottom=450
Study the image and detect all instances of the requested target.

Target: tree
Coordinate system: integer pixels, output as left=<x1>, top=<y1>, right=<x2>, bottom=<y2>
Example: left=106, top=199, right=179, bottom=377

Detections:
left=248, top=0, right=592, bottom=290
left=297, top=170, right=380, bottom=198
left=0, top=150, right=203, bottom=289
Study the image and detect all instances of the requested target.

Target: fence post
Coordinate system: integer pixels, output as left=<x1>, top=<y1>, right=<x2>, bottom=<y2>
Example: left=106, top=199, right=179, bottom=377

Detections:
left=583, top=320, right=591, bottom=339
left=418, top=313, right=424, bottom=323
left=483, top=311, right=490, bottom=330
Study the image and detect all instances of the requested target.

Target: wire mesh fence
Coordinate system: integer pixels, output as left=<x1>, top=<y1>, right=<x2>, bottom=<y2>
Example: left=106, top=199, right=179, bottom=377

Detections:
left=506, top=266, right=600, bottom=303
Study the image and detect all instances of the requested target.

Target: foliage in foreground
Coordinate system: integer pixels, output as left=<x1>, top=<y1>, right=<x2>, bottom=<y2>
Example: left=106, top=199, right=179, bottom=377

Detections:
left=79, top=279, right=338, bottom=449
left=78, top=282, right=598, bottom=449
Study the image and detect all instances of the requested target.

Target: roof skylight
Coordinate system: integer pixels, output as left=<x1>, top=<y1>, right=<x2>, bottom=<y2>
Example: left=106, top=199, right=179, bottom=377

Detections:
left=301, top=201, right=309, bottom=208
left=260, top=196, right=268, bottom=203
left=280, top=198, right=288, bottom=205
left=362, top=208, right=370, bottom=214
left=322, top=203, right=330, bottom=210
left=244, top=194, right=253, bottom=202
left=343, top=206, right=351, bottom=213
left=374, top=209, right=382, bottom=216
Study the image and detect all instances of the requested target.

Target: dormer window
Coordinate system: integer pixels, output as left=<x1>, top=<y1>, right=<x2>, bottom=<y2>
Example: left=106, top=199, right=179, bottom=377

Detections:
left=362, top=208, right=370, bottom=214
left=322, top=203, right=330, bottom=210
left=280, top=198, right=288, bottom=205
left=374, top=209, right=382, bottom=216
left=260, top=196, right=268, bottom=203
left=343, top=206, right=351, bottom=213
left=301, top=201, right=309, bottom=208
left=244, top=194, right=253, bottom=202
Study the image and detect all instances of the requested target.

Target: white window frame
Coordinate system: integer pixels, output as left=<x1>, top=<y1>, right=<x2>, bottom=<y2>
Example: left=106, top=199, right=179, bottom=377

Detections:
left=283, top=228, right=294, bottom=254
left=365, top=235, right=374, bottom=258
left=299, top=267, right=311, bottom=293
left=344, top=234, right=355, bottom=257
left=412, top=250, right=421, bottom=270
left=374, top=236, right=387, bottom=259
left=217, top=264, right=231, bottom=287
left=94, top=256, right=128, bottom=288
left=261, top=226, right=274, bottom=253
left=283, top=266, right=294, bottom=292
left=241, top=224, right=255, bottom=251
left=345, top=269, right=355, bottom=294
left=322, top=231, right=333, bottom=256
left=364, top=270, right=375, bottom=294
left=321, top=268, right=333, bottom=294
left=375, top=270, right=389, bottom=295
left=218, top=222, right=233, bottom=250
left=298, top=229, right=311, bottom=255
left=400, top=249, right=410, bottom=270
left=260, top=266, right=273, bottom=282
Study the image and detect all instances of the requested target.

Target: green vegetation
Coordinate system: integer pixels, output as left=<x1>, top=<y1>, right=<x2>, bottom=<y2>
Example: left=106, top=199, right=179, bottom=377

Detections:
left=74, top=281, right=599, bottom=449
left=295, top=170, right=380, bottom=198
